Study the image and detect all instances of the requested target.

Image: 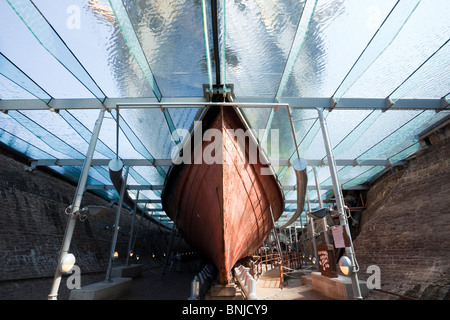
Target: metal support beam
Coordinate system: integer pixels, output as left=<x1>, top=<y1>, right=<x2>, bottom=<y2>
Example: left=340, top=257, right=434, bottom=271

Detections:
left=48, top=108, right=105, bottom=300
left=306, top=194, right=318, bottom=264
left=0, top=97, right=444, bottom=111
left=162, top=209, right=179, bottom=280
left=105, top=166, right=130, bottom=282
left=85, top=184, right=368, bottom=193
left=125, top=190, right=139, bottom=266
left=317, top=108, right=363, bottom=300
left=30, top=157, right=400, bottom=168
left=313, top=166, right=331, bottom=246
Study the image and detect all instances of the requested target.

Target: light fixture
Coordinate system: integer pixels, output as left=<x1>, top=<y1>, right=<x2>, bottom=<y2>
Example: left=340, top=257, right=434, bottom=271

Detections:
left=129, top=251, right=133, bottom=257
left=113, top=251, right=119, bottom=259
left=59, top=253, right=76, bottom=273
left=339, top=256, right=353, bottom=276
left=307, top=207, right=331, bottom=219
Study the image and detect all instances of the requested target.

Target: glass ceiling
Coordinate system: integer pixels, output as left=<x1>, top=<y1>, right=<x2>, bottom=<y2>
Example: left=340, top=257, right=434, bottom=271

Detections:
left=0, top=0, right=449, bottom=229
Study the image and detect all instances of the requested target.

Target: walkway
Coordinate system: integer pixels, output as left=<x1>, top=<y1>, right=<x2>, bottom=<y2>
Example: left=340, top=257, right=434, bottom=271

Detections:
left=255, top=268, right=332, bottom=300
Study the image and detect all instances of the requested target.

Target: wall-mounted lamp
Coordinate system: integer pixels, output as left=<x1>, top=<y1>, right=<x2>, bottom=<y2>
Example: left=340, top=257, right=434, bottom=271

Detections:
left=339, top=256, right=353, bottom=276
left=59, top=253, right=76, bottom=273
left=307, top=207, right=331, bottom=219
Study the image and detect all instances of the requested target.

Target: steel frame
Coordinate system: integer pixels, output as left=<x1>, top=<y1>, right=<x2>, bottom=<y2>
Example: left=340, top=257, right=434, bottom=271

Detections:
left=0, top=97, right=446, bottom=111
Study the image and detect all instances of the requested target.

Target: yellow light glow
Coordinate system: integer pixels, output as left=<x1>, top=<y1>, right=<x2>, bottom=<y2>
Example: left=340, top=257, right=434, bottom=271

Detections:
left=340, top=266, right=350, bottom=275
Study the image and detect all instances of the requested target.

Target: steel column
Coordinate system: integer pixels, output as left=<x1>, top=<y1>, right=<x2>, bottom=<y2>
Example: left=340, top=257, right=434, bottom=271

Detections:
left=162, top=209, right=179, bottom=279
left=105, top=166, right=130, bottom=282
left=306, top=194, right=318, bottom=265
left=317, top=108, right=363, bottom=300
left=125, top=190, right=139, bottom=266
left=48, top=108, right=106, bottom=300
left=313, top=166, right=331, bottom=246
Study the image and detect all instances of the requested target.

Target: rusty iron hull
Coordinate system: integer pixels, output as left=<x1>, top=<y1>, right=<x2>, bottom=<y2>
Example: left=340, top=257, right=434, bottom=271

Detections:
left=162, top=106, right=284, bottom=284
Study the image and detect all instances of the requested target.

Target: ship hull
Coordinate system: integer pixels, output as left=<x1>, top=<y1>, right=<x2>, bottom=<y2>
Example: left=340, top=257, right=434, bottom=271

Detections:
left=162, top=106, right=284, bottom=284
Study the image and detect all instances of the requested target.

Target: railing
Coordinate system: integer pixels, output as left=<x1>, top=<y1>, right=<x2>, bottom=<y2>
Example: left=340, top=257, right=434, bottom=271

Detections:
left=250, top=249, right=302, bottom=287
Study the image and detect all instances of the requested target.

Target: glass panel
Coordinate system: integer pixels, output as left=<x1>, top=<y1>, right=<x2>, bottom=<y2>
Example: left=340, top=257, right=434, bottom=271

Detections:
left=6, top=0, right=106, bottom=101
left=122, top=0, right=209, bottom=97
left=118, top=108, right=175, bottom=160
left=283, top=0, right=397, bottom=98
left=328, top=110, right=382, bottom=160
left=64, top=109, right=164, bottom=199
left=0, top=53, right=52, bottom=102
left=333, top=0, right=421, bottom=100
left=32, top=0, right=155, bottom=98
left=66, top=109, right=146, bottom=160
left=357, top=110, right=435, bottom=161
left=59, top=110, right=114, bottom=159
left=390, top=39, right=450, bottom=100
left=241, top=107, right=272, bottom=143
left=8, top=110, right=88, bottom=158
left=168, top=108, right=201, bottom=132
left=337, top=110, right=420, bottom=159
left=289, top=108, right=322, bottom=159
left=0, top=1, right=96, bottom=99
left=0, top=75, right=37, bottom=100
left=267, top=108, right=295, bottom=162
left=5, top=110, right=112, bottom=185
left=108, top=0, right=161, bottom=100
left=0, top=112, right=69, bottom=159
left=344, top=0, right=450, bottom=98
left=342, top=166, right=385, bottom=188
left=223, top=0, right=306, bottom=98
left=389, top=142, right=420, bottom=163
left=275, top=0, right=317, bottom=100
left=0, top=125, right=56, bottom=160
left=202, top=0, right=213, bottom=89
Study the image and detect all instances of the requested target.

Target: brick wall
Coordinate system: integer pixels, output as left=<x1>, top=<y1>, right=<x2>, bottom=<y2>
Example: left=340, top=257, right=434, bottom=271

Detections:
left=0, top=146, right=185, bottom=300
left=353, top=123, right=450, bottom=300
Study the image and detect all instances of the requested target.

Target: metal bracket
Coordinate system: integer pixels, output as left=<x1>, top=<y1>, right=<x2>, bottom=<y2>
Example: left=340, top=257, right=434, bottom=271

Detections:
left=382, top=98, right=395, bottom=112
left=329, top=97, right=338, bottom=111
left=47, top=99, right=59, bottom=113
left=26, top=161, right=38, bottom=172
left=437, top=96, right=450, bottom=113
left=202, top=84, right=235, bottom=102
